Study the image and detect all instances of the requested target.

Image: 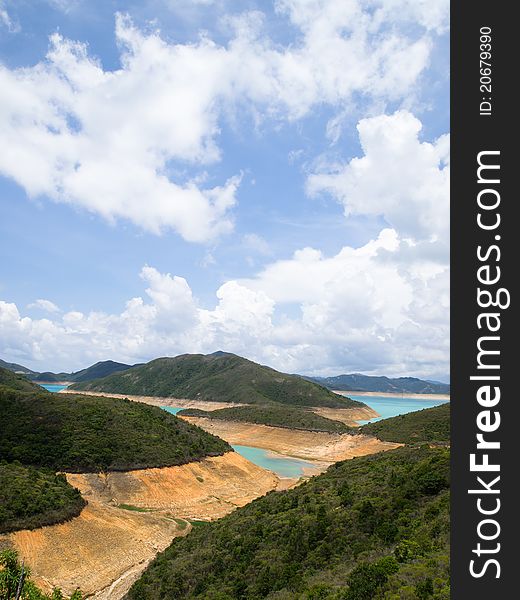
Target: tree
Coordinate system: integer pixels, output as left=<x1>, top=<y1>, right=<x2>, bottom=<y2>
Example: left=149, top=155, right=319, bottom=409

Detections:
left=0, top=550, right=82, bottom=600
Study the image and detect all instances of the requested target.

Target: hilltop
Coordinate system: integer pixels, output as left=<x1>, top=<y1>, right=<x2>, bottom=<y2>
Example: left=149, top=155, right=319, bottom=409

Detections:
left=0, top=385, right=231, bottom=472
left=70, top=352, right=364, bottom=409
left=306, top=373, right=450, bottom=395
left=66, top=360, right=135, bottom=383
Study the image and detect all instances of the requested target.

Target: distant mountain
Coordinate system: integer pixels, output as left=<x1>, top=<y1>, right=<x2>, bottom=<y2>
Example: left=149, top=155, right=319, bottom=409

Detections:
left=0, top=358, right=36, bottom=376
left=0, top=358, right=135, bottom=383
left=68, top=360, right=135, bottom=382
left=304, top=373, right=450, bottom=395
left=70, top=352, right=364, bottom=409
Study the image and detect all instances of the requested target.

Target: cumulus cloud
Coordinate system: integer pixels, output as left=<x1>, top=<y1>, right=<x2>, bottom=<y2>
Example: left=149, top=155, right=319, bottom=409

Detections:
left=307, top=111, right=450, bottom=246
left=0, top=3, right=445, bottom=240
left=0, top=227, right=449, bottom=379
left=0, top=104, right=449, bottom=379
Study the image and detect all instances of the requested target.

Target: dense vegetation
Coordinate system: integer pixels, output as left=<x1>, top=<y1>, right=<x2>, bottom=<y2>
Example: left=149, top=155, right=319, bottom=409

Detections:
left=0, top=463, right=86, bottom=533
left=0, top=367, right=41, bottom=393
left=361, top=404, right=450, bottom=445
left=70, top=352, right=363, bottom=409
left=0, top=386, right=231, bottom=472
left=0, top=549, right=82, bottom=600
left=128, top=446, right=450, bottom=600
left=307, top=374, right=450, bottom=395
left=179, top=405, right=353, bottom=434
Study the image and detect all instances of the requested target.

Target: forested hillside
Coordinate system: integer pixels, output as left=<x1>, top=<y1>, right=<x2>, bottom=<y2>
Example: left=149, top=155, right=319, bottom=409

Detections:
left=361, top=404, right=450, bottom=445
left=0, top=463, right=86, bottom=533
left=0, top=385, right=231, bottom=472
left=128, top=447, right=450, bottom=599
left=179, top=405, right=353, bottom=434
left=70, top=352, right=364, bottom=409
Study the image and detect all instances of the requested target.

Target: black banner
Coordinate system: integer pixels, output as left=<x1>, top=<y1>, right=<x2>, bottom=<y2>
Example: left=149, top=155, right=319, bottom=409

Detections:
left=451, top=2, right=517, bottom=597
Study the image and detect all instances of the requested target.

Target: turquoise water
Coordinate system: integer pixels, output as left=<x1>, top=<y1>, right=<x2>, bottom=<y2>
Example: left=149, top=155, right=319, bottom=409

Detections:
left=161, top=406, right=183, bottom=415
left=39, top=384, right=68, bottom=392
left=231, top=444, right=315, bottom=478
left=349, top=394, right=449, bottom=424
left=160, top=406, right=314, bottom=477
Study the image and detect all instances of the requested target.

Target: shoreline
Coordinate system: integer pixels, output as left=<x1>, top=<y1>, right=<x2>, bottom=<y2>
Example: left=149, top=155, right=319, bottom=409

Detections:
left=58, top=389, right=245, bottom=411
left=333, top=390, right=450, bottom=401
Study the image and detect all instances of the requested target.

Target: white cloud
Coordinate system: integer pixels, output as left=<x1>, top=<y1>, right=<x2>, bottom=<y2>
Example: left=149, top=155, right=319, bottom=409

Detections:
left=307, top=111, right=450, bottom=246
left=0, top=4, right=444, bottom=240
left=0, top=104, right=449, bottom=379
left=0, top=18, right=240, bottom=242
left=0, top=2, right=19, bottom=32
left=28, top=299, right=61, bottom=313
left=0, top=228, right=448, bottom=379
left=242, top=233, right=272, bottom=255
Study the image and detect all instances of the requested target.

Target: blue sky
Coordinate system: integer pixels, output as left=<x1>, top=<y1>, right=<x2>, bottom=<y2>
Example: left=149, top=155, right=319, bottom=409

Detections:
left=0, top=0, right=450, bottom=380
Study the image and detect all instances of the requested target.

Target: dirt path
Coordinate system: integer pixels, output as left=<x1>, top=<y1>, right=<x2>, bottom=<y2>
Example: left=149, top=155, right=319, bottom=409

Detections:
left=1, top=452, right=279, bottom=599
left=183, top=417, right=401, bottom=462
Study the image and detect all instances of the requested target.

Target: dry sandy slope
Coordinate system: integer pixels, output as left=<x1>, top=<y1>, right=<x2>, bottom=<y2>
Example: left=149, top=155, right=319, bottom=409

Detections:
left=311, top=405, right=379, bottom=426
left=68, top=452, right=279, bottom=519
left=59, top=389, right=242, bottom=411
left=2, top=452, right=279, bottom=599
left=183, top=417, right=401, bottom=462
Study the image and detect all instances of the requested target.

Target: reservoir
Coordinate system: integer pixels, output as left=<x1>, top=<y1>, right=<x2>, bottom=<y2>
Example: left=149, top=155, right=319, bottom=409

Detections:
left=348, top=394, right=449, bottom=424
left=161, top=406, right=183, bottom=415
left=39, top=384, right=68, bottom=392
left=231, top=444, right=316, bottom=478
left=161, top=407, right=316, bottom=477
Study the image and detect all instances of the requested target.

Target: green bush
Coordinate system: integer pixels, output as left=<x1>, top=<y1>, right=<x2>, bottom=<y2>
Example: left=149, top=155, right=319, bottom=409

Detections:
left=361, top=404, right=450, bottom=445
left=0, top=463, right=86, bottom=533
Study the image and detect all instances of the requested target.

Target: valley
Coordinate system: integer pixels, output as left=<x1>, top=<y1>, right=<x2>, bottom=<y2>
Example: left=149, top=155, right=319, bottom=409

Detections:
left=2, top=452, right=279, bottom=599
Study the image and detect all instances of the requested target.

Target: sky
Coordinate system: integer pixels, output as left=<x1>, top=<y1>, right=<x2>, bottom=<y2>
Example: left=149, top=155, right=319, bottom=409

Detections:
left=0, top=0, right=450, bottom=380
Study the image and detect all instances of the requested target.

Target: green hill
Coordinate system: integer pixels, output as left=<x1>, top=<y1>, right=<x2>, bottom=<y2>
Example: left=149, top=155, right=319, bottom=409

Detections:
left=127, top=446, right=450, bottom=600
left=361, top=404, right=450, bottom=445
left=0, top=386, right=231, bottom=472
left=179, top=405, right=353, bottom=434
left=0, top=462, right=86, bottom=534
left=0, top=366, right=43, bottom=392
left=68, top=360, right=135, bottom=382
left=70, top=352, right=363, bottom=409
